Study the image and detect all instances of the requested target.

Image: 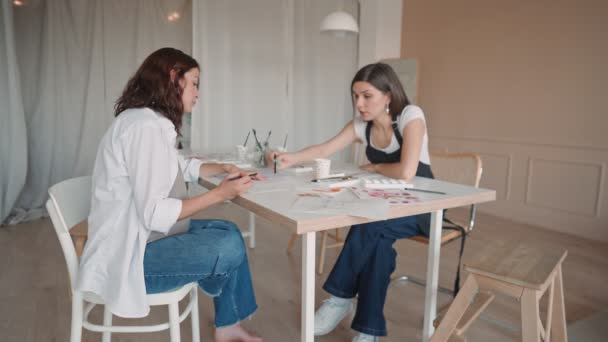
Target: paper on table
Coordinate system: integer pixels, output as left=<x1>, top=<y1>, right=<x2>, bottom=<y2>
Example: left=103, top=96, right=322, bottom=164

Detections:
left=351, top=187, right=421, bottom=205
left=295, top=186, right=345, bottom=197
left=343, top=198, right=389, bottom=220
left=289, top=196, right=389, bottom=220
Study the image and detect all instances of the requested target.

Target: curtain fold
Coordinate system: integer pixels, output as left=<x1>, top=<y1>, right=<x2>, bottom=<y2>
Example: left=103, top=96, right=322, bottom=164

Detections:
left=2, top=0, right=356, bottom=225
left=0, top=0, right=28, bottom=223
left=291, top=0, right=358, bottom=154
left=192, top=0, right=291, bottom=154
left=3, top=0, right=191, bottom=225
left=191, top=0, right=358, bottom=155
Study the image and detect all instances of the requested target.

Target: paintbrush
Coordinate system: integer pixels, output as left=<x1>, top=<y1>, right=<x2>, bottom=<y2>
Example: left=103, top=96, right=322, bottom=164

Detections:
left=243, top=131, right=251, bottom=146
left=282, top=133, right=288, bottom=149
left=252, top=129, right=263, bottom=151
left=263, top=130, right=272, bottom=148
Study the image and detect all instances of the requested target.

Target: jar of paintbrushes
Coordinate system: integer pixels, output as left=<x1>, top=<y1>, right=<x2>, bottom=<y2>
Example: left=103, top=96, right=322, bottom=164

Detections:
left=249, top=129, right=271, bottom=168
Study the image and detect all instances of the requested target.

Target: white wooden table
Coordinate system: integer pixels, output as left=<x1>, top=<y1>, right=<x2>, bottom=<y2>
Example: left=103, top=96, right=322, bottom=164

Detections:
left=198, top=165, right=495, bottom=342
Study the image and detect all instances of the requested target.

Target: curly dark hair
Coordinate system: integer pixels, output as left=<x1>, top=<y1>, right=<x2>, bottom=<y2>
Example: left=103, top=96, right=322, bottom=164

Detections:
left=114, top=47, right=199, bottom=133
left=351, top=63, right=410, bottom=121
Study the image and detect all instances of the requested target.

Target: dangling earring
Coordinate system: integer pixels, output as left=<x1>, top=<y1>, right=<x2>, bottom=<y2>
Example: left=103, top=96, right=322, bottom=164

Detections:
left=385, top=103, right=390, bottom=113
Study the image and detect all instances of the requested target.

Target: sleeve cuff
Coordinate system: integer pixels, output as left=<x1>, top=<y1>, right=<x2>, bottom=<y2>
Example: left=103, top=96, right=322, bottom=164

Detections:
left=181, top=157, right=204, bottom=183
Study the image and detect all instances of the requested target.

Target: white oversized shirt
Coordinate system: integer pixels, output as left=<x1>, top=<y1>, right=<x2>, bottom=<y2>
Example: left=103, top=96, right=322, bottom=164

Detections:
left=353, top=105, right=430, bottom=164
left=76, top=108, right=202, bottom=318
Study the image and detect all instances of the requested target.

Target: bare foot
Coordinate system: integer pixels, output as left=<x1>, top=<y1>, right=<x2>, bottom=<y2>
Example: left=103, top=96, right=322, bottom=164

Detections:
left=215, top=324, right=262, bottom=342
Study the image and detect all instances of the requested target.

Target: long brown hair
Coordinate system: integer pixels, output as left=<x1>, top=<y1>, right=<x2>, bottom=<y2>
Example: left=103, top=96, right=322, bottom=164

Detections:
left=351, top=63, right=410, bottom=121
left=114, top=47, right=199, bottom=133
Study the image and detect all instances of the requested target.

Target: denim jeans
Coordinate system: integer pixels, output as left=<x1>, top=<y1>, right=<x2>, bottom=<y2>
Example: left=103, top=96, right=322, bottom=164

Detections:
left=143, top=219, right=258, bottom=328
left=323, top=214, right=428, bottom=336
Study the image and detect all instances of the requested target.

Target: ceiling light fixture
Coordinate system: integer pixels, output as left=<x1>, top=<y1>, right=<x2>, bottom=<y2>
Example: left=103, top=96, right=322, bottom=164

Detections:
left=320, top=10, right=359, bottom=36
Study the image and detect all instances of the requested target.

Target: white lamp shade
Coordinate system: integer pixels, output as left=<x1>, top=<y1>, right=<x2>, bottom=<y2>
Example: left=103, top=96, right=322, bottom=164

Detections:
left=320, top=11, right=359, bottom=34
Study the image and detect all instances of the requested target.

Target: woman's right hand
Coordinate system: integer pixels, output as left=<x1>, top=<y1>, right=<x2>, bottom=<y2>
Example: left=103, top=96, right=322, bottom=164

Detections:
left=269, top=151, right=298, bottom=170
left=216, top=172, right=254, bottom=200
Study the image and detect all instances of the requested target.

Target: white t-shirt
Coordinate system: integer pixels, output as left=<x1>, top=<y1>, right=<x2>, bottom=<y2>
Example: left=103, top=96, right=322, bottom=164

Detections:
left=76, top=107, right=203, bottom=318
left=353, top=104, right=430, bottom=165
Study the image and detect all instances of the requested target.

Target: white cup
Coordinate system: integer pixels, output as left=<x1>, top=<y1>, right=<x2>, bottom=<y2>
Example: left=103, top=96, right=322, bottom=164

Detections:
left=313, top=158, right=331, bottom=179
left=235, top=145, right=247, bottom=161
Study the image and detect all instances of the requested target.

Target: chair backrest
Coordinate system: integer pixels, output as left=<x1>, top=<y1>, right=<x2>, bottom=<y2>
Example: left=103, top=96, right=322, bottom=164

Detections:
left=430, top=152, right=482, bottom=188
left=46, top=176, right=92, bottom=290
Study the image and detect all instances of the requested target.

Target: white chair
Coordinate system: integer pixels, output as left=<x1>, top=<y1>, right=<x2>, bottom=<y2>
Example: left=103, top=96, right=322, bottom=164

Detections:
left=46, top=176, right=200, bottom=342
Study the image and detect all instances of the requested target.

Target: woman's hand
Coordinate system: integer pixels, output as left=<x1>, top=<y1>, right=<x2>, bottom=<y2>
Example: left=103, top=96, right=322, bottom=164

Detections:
left=359, top=163, right=377, bottom=173
left=215, top=172, right=254, bottom=200
left=268, top=151, right=298, bottom=170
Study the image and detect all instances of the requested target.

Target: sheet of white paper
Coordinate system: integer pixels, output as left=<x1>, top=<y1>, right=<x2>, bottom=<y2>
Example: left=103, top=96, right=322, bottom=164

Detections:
left=289, top=196, right=389, bottom=220
left=249, top=181, right=293, bottom=194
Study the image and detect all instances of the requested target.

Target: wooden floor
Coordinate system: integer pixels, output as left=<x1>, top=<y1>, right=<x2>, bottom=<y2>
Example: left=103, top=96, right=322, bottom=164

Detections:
left=1, top=203, right=607, bottom=341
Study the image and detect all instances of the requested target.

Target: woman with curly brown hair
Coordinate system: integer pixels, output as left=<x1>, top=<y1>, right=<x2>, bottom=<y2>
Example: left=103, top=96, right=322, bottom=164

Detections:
left=77, top=48, right=262, bottom=342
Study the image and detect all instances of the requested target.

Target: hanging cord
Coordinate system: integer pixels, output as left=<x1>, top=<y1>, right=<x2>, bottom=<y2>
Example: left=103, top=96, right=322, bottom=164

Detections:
left=441, top=216, right=467, bottom=296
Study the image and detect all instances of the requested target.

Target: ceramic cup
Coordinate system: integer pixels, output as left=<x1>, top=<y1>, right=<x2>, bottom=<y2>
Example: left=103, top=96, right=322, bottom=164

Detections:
left=313, top=158, right=331, bottom=179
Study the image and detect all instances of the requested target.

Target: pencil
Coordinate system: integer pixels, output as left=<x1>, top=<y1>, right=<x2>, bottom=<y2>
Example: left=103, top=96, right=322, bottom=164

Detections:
left=403, top=188, right=446, bottom=195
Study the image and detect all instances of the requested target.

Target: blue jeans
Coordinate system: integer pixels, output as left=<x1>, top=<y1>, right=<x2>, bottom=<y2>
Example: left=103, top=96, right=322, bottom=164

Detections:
left=323, top=214, right=428, bottom=336
left=143, top=219, right=258, bottom=328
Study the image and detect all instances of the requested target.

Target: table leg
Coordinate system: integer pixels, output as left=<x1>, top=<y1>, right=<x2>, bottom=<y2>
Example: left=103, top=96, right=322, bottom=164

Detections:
left=301, top=232, right=316, bottom=342
left=423, top=210, right=443, bottom=342
left=248, top=212, right=256, bottom=248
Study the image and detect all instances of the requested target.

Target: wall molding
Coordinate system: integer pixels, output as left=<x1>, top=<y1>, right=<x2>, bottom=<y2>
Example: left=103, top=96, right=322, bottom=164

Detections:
left=479, top=152, right=513, bottom=201
left=431, top=135, right=608, bottom=152
left=429, top=135, right=608, bottom=241
left=525, top=157, right=604, bottom=218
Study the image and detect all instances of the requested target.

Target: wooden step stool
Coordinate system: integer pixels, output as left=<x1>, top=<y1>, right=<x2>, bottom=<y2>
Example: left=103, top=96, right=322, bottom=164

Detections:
left=431, top=241, right=568, bottom=342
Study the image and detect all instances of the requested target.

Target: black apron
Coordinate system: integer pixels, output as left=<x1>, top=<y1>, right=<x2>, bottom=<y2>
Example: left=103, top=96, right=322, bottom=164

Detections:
left=364, top=120, right=433, bottom=236
left=365, top=120, right=466, bottom=295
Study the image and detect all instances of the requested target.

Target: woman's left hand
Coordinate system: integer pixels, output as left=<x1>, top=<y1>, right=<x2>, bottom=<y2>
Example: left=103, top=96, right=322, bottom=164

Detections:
left=224, top=164, right=266, bottom=181
left=359, top=163, right=377, bottom=173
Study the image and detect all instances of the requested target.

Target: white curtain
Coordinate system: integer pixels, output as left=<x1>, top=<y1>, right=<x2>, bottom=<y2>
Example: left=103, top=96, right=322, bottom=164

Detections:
left=291, top=0, right=358, bottom=154
left=0, top=0, right=27, bottom=223
left=192, top=0, right=291, bottom=153
left=191, top=0, right=358, bottom=156
left=2, top=0, right=191, bottom=225
left=2, top=0, right=357, bottom=225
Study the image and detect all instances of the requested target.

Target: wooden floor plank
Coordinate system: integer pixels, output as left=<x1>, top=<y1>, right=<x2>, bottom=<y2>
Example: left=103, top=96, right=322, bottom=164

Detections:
left=1, top=204, right=607, bottom=341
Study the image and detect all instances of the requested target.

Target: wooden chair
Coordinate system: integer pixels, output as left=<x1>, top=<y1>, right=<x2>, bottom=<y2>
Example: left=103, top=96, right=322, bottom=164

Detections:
left=431, top=242, right=568, bottom=342
left=393, top=152, right=483, bottom=295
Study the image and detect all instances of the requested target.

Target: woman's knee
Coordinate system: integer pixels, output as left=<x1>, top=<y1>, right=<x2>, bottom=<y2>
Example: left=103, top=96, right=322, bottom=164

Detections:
left=217, top=225, right=246, bottom=268
left=346, top=223, right=379, bottom=243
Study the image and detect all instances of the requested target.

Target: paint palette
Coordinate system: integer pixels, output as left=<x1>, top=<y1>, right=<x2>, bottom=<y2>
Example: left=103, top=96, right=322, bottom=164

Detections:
left=362, top=178, right=413, bottom=189
left=351, top=187, right=420, bottom=205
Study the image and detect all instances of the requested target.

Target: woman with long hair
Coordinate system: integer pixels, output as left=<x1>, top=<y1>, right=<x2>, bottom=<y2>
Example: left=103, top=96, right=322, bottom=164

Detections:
left=271, top=63, right=434, bottom=342
left=77, top=47, right=262, bottom=342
